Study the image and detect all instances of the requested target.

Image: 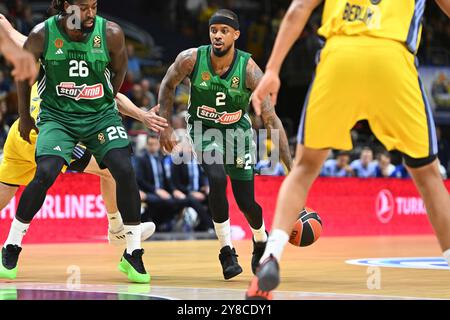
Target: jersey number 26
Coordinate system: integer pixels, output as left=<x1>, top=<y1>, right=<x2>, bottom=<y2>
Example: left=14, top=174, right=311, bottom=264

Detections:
left=69, top=60, right=89, bottom=78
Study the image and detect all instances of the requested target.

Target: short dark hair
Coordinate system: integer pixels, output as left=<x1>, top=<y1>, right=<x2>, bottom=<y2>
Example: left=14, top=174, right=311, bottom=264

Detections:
left=337, top=150, right=351, bottom=157
left=212, top=9, right=239, bottom=24
left=51, top=0, right=76, bottom=14
left=379, top=151, right=391, bottom=159
left=147, top=132, right=159, bottom=141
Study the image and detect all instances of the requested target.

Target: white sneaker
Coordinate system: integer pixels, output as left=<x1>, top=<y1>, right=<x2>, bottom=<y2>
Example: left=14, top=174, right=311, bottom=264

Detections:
left=108, top=222, right=156, bottom=246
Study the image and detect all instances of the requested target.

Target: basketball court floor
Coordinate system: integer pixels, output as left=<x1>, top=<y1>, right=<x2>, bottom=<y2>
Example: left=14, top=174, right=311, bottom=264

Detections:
left=0, top=235, right=449, bottom=300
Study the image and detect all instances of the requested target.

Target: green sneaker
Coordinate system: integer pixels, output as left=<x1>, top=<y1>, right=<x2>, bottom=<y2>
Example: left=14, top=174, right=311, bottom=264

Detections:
left=118, top=249, right=150, bottom=284
left=0, top=245, right=22, bottom=280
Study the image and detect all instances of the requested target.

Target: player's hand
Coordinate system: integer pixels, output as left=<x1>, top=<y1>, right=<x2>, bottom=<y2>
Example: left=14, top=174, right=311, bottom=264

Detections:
left=159, top=126, right=178, bottom=154
left=19, top=115, right=38, bottom=144
left=0, top=37, right=37, bottom=86
left=140, top=104, right=168, bottom=133
left=252, top=69, right=281, bottom=116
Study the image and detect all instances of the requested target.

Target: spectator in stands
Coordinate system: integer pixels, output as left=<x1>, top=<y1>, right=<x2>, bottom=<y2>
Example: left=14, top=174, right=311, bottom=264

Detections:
left=141, top=78, right=157, bottom=108
left=119, top=72, right=134, bottom=96
left=136, top=134, right=182, bottom=229
left=14, top=2, right=33, bottom=35
left=246, top=14, right=270, bottom=65
left=350, top=147, right=377, bottom=178
left=320, top=151, right=354, bottom=177
left=123, top=83, right=147, bottom=130
left=393, top=163, right=410, bottom=179
left=185, top=0, right=207, bottom=19
left=375, top=151, right=397, bottom=178
left=171, top=144, right=213, bottom=231
left=136, top=134, right=208, bottom=231
left=127, top=43, right=142, bottom=82
left=0, top=70, right=11, bottom=101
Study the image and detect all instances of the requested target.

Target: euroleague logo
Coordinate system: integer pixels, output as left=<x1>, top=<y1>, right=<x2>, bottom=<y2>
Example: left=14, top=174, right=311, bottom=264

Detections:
left=375, top=189, right=394, bottom=224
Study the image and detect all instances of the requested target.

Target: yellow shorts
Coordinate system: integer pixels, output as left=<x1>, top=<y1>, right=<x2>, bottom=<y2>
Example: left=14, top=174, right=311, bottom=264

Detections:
left=298, top=35, right=437, bottom=159
left=0, top=120, right=40, bottom=186
left=0, top=120, right=76, bottom=186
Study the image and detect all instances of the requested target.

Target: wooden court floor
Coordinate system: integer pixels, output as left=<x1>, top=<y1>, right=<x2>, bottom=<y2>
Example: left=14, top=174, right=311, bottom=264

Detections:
left=1, top=235, right=449, bottom=300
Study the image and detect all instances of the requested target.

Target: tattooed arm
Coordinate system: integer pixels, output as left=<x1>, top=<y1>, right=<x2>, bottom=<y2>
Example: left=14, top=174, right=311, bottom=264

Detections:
left=158, top=48, right=197, bottom=152
left=246, top=58, right=293, bottom=171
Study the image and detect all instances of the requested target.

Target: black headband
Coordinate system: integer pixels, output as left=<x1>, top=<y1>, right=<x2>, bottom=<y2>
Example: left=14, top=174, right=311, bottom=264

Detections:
left=209, top=15, right=239, bottom=30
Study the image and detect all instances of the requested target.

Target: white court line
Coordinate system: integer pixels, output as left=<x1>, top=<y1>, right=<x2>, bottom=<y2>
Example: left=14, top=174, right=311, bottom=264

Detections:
left=0, top=282, right=443, bottom=300
left=346, top=257, right=450, bottom=270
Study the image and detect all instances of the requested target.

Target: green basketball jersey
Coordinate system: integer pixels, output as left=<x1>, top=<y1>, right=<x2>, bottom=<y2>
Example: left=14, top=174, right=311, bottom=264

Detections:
left=38, top=15, right=115, bottom=120
left=187, top=45, right=253, bottom=130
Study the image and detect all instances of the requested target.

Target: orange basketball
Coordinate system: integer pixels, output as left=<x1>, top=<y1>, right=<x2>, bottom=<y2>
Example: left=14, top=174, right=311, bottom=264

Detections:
left=289, top=207, right=322, bottom=247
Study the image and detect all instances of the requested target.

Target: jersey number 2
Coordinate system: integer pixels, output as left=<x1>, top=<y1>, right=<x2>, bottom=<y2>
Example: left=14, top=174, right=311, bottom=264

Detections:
left=216, top=92, right=226, bottom=107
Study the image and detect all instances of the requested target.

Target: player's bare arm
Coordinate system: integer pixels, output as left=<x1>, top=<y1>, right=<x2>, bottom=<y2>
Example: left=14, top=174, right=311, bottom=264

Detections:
left=252, top=0, right=322, bottom=113
left=115, top=93, right=168, bottom=133
left=106, top=21, right=127, bottom=96
left=246, top=58, right=293, bottom=171
left=158, top=48, right=197, bottom=152
left=0, top=14, right=27, bottom=47
left=436, top=0, right=450, bottom=17
left=0, top=17, right=36, bottom=86
left=17, top=23, right=45, bottom=144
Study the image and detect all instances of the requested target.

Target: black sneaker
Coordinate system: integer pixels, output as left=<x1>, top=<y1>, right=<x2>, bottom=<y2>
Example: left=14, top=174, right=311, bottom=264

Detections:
left=0, top=245, right=22, bottom=279
left=219, top=246, right=243, bottom=280
left=118, top=249, right=150, bottom=283
left=251, top=234, right=268, bottom=275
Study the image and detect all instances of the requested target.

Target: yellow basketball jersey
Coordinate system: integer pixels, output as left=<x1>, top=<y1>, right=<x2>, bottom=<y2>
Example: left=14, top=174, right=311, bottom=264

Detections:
left=30, top=82, right=41, bottom=120
left=318, top=0, right=425, bottom=53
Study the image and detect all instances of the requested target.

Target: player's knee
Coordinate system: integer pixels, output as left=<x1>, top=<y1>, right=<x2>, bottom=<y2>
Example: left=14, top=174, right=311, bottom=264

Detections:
left=100, top=168, right=114, bottom=181
left=236, top=197, right=257, bottom=214
left=111, top=163, right=136, bottom=184
left=33, top=156, right=65, bottom=188
left=33, top=166, right=59, bottom=188
left=403, top=154, right=437, bottom=169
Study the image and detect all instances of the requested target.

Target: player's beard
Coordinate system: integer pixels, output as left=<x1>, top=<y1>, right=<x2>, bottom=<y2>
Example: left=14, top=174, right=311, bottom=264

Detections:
left=212, top=44, right=232, bottom=57
left=81, top=19, right=96, bottom=33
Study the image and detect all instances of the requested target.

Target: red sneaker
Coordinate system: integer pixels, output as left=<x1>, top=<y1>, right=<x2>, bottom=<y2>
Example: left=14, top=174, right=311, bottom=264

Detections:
left=245, top=255, right=279, bottom=300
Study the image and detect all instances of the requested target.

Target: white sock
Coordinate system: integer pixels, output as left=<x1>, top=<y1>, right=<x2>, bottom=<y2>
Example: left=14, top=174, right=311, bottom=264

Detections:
left=4, top=218, right=30, bottom=247
left=443, top=249, right=450, bottom=266
left=124, top=224, right=141, bottom=255
left=213, top=220, right=233, bottom=249
left=260, top=229, right=289, bottom=263
left=251, top=222, right=268, bottom=243
left=107, top=211, right=123, bottom=233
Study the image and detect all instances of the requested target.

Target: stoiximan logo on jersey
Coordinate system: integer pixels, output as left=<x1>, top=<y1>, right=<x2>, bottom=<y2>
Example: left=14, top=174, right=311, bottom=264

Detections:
left=197, top=106, right=242, bottom=124
left=56, top=82, right=104, bottom=101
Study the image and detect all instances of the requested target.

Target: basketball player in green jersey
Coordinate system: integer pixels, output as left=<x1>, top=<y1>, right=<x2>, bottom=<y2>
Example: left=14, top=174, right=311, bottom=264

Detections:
left=159, top=9, right=292, bottom=280
left=2, top=0, right=149, bottom=283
